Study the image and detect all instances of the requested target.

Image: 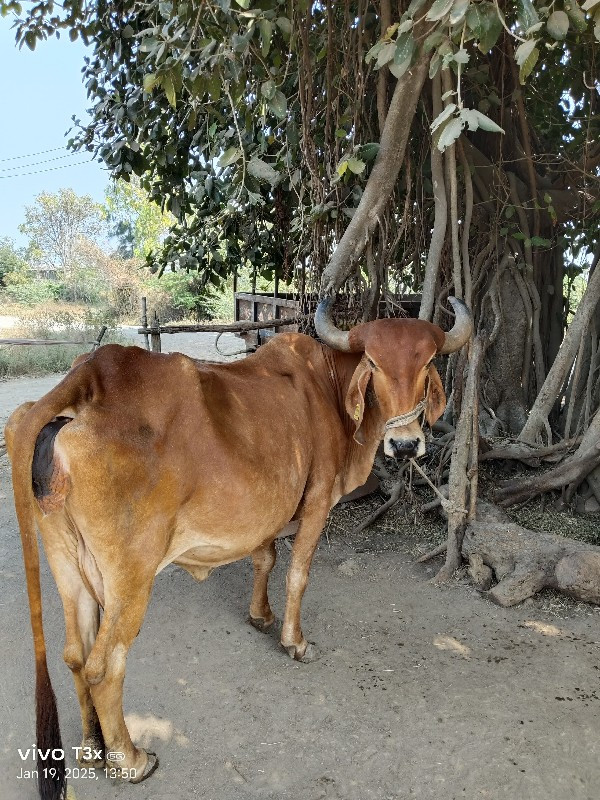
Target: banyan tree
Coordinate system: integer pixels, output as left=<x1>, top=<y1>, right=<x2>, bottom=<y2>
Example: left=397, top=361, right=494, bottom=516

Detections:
left=6, top=0, right=600, bottom=596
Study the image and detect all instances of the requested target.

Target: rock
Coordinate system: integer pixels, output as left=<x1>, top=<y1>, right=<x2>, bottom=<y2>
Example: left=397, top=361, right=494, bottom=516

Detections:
left=338, top=558, right=359, bottom=577
left=584, top=496, right=600, bottom=513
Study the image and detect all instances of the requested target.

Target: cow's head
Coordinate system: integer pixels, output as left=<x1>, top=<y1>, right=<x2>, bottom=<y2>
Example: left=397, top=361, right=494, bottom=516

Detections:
left=315, top=297, right=473, bottom=459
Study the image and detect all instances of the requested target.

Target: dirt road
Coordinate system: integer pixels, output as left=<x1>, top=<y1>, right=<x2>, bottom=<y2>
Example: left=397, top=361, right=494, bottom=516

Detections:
left=1, top=368, right=599, bottom=800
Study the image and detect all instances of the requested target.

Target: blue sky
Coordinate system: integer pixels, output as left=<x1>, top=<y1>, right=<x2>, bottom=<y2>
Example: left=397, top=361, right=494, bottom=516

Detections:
left=0, top=19, right=109, bottom=246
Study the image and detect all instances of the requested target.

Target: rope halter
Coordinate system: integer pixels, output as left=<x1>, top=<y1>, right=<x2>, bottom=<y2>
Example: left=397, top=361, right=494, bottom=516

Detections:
left=384, top=399, right=427, bottom=431
left=383, top=374, right=431, bottom=431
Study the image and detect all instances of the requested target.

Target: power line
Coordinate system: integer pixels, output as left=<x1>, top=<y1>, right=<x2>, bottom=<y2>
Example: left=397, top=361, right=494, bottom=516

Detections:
left=0, top=152, right=85, bottom=172
left=0, top=159, right=96, bottom=179
left=0, top=146, right=68, bottom=163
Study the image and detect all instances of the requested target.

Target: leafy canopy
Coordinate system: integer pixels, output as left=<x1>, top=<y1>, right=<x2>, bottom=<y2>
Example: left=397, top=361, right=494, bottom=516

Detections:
left=3, top=0, right=599, bottom=289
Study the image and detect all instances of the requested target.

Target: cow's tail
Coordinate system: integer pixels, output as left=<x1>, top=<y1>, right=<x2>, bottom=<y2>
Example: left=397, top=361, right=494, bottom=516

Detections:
left=11, top=363, right=93, bottom=800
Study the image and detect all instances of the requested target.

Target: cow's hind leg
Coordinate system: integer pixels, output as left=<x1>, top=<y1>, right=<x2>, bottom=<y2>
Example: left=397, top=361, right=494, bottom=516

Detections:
left=281, top=491, right=331, bottom=663
left=42, top=535, right=105, bottom=765
left=85, top=573, right=159, bottom=783
left=249, top=540, right=276, bottom=631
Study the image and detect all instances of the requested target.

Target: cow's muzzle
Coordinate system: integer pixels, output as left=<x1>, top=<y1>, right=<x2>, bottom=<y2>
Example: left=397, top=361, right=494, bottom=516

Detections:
left=388, top=437, right=421, bottom=460
left=383, top=401, right=427, bottom=460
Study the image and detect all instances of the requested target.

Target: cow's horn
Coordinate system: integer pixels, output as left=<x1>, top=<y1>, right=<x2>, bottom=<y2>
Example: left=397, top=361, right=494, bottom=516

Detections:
left=314, top=297, right=352, bottom=352
left=439, top=296, right=473, bottom=354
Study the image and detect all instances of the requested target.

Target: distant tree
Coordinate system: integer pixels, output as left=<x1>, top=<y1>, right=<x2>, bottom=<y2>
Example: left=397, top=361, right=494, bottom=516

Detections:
left=19, top=189, right=104, bottom=273
left=104, top=178, right=174, bottom=259
left=0, top=237, right=27, bottom=287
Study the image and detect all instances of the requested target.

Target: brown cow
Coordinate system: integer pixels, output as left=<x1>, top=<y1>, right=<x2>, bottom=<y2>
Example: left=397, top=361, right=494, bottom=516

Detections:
left=6, top=297, right=472, bottom=800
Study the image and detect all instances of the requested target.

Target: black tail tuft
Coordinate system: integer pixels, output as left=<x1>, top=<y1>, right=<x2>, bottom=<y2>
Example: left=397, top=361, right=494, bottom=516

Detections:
left=36, top=659, right=66, bottom=800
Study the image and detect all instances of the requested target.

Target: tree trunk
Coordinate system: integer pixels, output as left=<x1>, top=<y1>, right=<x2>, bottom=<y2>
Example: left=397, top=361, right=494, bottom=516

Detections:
left=519, top=252, right=600, bottom=444
left=321, top=49, right=430, bottom=294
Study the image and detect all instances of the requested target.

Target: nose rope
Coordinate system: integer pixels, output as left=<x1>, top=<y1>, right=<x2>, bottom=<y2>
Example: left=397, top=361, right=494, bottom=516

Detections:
left=384, top=399, right=427, bottom=430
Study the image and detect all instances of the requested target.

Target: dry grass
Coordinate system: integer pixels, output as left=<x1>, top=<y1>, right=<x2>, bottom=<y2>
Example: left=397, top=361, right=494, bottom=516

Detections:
left=0, top=305, right=123, bottom=378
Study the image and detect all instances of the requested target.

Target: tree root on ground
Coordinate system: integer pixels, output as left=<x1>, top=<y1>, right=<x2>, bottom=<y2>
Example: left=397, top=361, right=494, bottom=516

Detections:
left=463, top=514, right=600, bottom=606
left=495, top=444, right=600, bottom=506
left=417, top=499, right=600, bottom=606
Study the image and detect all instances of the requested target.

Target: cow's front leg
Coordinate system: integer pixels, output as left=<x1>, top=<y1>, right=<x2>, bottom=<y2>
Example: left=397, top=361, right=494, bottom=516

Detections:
left=281, top=498, right=330, bottom=662
left=249, top=540, right=276, bottom=631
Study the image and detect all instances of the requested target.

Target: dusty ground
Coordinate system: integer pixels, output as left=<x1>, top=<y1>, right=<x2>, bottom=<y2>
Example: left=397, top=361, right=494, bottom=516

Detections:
left=1, top=350, right=599, bottom=800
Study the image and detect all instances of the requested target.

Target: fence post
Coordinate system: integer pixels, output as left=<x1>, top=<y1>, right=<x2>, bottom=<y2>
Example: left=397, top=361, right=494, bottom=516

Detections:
left=150, top=311, right=162, bottom=353
left=92, top=326, right=108, bottom=350
left=141, top=297, right=150, bottom=351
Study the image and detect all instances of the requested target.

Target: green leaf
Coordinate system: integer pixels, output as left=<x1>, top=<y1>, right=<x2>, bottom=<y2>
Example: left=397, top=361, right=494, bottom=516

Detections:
left=143, top=73, right=158, bottom=93
left=261, top=79, right=276, bottom=100
left=470, top=109, right=504, bottom=133
left=431, top=103, right=457, bottom=132
left=519, top=46, right=539, bottom=84
left=139, top=36, right=158, bottom=53
left=407, top=0, right=427, bottom=16
left=268, top=90, right=287, bottom=118
left=426, top=0, right=454, bottom=22
left=162, top=73, right=176, bottom=109
left=346, top=157, right=366, bottom=174
left=453, top=48, right=469, bottom=64
left=359, top=142, right=380, bottom=161
left=218, top=147, right=241, bottom=167
left=69, top=28, right=79, bottom=42
left=24, top=31, right=36, bottom=51
left=516, top=0, right=539, bottom=30
left=276, top=16, right=292, bottom=35
left=337, top=160, right=349, bottom=177
left=514, top=38, right=537, bottom=66
left=530, top=236, right=551, bottom=247
left=450, top=0, right=470, bottom=25
left=424, top=29, right=445, bottom=52
left=476, top=2, right=503, bottom=52
left=466, top=4, right=484, bottom=37
left=247, top=157, right=279, bottom=186
left=258, top=18, right=273, bottom=56
left=366, top=40, right=384, bottom=64
left=429, top=51, right=442, bottom=78
left=376, top=41, right=396, bottom=68
left=437, top=117, right=463, bottom=151
left=389, top=32, right=415, bottom=79
left=459, top=108, right=481, bottom=131
left=546, top=10, right=569, bottom=39
left=565, top=2, right=588, bottom=33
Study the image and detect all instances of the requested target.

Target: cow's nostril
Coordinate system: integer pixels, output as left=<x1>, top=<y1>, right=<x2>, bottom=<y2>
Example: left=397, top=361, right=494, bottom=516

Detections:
left=390, top=438, right=419, bottom=459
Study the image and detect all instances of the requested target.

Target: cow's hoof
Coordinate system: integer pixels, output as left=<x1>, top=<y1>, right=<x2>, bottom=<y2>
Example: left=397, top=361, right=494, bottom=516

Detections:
left=284, top=641, right=320, bottom=663
left=129, top=751, right=159, bottom=784
left=77, top=736, right=105, bottom=767
left=249, top=614, right=275, bottom=632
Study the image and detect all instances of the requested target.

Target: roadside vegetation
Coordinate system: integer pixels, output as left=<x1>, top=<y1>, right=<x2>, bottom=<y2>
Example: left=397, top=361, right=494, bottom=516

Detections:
left=0, top=182, right=249, bottom=377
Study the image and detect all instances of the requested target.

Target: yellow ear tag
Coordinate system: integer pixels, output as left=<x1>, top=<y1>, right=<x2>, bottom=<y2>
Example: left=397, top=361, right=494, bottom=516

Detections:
left=354, top=404, right=361, bottom=421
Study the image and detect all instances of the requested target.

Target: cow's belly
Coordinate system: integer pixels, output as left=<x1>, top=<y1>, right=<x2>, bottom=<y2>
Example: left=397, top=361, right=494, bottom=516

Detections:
left=157, top=501, right=303, bottom=575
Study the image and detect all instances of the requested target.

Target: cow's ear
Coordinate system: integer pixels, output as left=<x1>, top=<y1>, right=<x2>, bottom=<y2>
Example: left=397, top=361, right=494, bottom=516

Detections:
left=345, top=356, right=372, bottom=445
left=426, top=365, right=446, bottom=426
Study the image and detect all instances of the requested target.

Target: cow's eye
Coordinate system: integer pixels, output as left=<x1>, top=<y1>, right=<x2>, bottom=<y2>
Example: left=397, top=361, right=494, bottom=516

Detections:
left=366, top=356, right=378, bottom=370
